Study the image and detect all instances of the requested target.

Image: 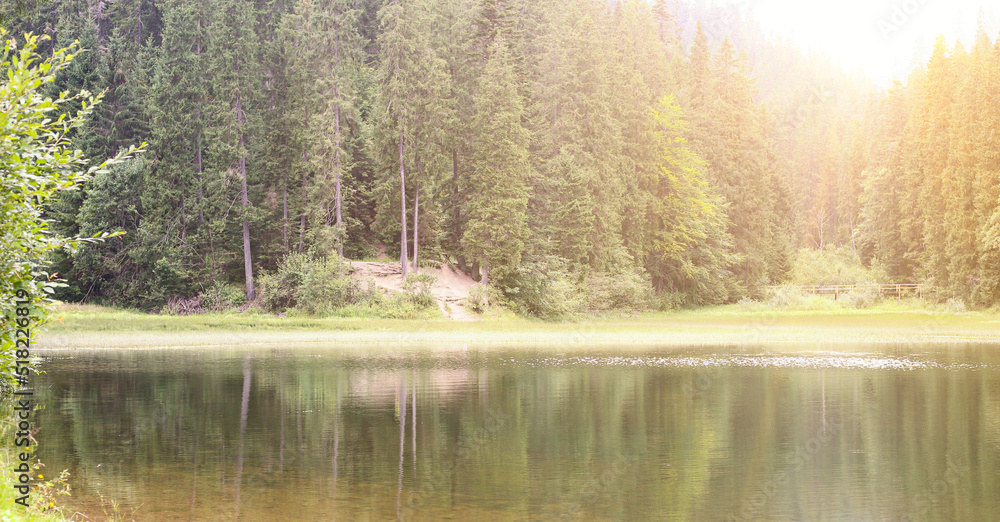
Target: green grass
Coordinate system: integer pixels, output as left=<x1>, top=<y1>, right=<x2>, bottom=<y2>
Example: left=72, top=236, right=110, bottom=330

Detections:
left=34, top=301, right=1000, bottom=350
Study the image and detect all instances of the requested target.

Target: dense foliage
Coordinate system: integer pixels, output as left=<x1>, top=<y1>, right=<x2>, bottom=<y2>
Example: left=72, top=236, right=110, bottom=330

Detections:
left=0, top=31, right=138, bottom=393
left=8, top=0, right=998, bottom=315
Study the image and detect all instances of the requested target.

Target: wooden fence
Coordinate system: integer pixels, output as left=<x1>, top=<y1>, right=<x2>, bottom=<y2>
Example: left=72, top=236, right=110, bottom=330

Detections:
left=766, top=284, right=924, bottom=301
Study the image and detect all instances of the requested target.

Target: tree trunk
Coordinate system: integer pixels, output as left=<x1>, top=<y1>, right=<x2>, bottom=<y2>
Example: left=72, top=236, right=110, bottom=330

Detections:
left=413, top=151, right=419, bottom=272
left=241, top=151, right=255, bottom=301
left=299, top=148, right=307, bottom=253
left=452, top=148, right=469, bottom=274
left=850, top=214, right=857, bottom=258
left=180, top=189, right=186, bottom=244
left=399, top=127, right=409, bottom=278
left=335, top=100, right=343, bottom=258
left=282, top=181, right=288, bottom=253
left=481, top=263, right=489, bottom=287
left=452, top=147, right=460, bottom=239
left=413, top=181, right=419, bottom=272
left=196, top=21, right=204, bottom=227
left=196, top=117, right=204, bottom=227
left=334, top=34, right=344, bottom=259
left=238, top=92, right=255, bottom=301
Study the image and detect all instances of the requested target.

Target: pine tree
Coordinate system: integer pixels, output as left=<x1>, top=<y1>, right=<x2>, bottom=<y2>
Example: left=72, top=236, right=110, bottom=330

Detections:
left=374, top=0, right=412, bottom=276
left=975, top=37, right=1000, bottom=304
left=858, top=82, right=914, bottom=278
left=207, top=0, right=264, bottom=300
left=645, top=95, right=738, bottom=302
left=528, top=1, right=625, bottom=270
left=463, top=39, right=531, bottom=286
left=147, top=0, right=211, bottom=248
left=283, top=0, right=363, bottom=258
left=436, top=0, right=477, bottom=273
left=917, top=36, right=956, bottom=292
left=943, top=34, right=987, bottom=300
left=685, top=37, right=793, bottom=291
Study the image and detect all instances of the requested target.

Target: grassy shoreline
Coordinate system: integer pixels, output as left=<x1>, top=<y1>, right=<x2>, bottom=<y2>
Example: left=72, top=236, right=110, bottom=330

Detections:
left=35, top=301, right=1000, bottom=349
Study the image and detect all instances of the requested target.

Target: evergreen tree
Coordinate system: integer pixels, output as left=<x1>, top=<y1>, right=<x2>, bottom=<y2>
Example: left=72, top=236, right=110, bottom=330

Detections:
left=283, top=0, right=363, bottom=258
left=207, top=0, right=264, bottom=300
left=463, top=39, right=530, bottom=286
left=685, top=37, right=793, bottom=291
left=975, top=37, right=1000, bottom=304
left=644, top=96, right=738, bottom=303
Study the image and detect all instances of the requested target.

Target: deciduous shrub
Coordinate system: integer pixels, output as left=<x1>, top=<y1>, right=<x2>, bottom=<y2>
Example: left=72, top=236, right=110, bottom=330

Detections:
left=257, top=253, right=442, bottom=317
left=844, top=283, right=881, bottom=309
left=467, top=284, right=490, bottom=314
left=402, top=273, right=436, bottom=308
left=199, top=281, right=246, bottom=312
left=257, top=253, right=373, bottom=314
left=0, top=32, right=139, bottom=395
left=945, top=298, right=967, bottom=313
left=791, top=246, right=889, bottom=286
left=584, top=269, right=652, bottom=313
left=766, top=284, right=809, bottom=308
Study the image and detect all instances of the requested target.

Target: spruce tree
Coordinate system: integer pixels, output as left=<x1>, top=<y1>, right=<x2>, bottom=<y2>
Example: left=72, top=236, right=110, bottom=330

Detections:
left=463, top=39, right=531, bottom=286
left=207, top=0, right=264, bottom=300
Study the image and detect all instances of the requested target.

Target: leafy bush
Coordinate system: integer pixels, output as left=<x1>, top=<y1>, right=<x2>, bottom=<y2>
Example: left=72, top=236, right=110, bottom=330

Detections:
left=945, top=297, right=967, bottom=313
left=844, top=283, right=881, bottom=309
left=735, top=296, right=763, bottom=311
left=766, top=284, right=809, bottom=308
left=500, top=257, right=584, bottom=319
left=401, top=273, right=436, bottom=308
left=467, top=283, right=490, bottom=314
left=584, top=269, right=652, bottom=313
left=199, top=281, right=246, bottom=312
left=0, top=33, right=140, bottom=395
left=497, top=253, right=657, bottom=319
left=256, top=254, right=441, bottom=317
left=790, top=246, right=889, bottom=286
left=655, top=292, right=687, bottom=311
left=257, top=253, right=374, bottom=314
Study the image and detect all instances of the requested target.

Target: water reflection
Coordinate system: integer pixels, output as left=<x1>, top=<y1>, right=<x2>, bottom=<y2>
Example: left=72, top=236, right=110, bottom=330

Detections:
left=32, top=344, right=1000, bottom=520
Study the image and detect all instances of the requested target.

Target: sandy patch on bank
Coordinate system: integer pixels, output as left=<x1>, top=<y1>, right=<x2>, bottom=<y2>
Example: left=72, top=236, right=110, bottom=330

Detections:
left=351, top=261, right=478, bottom=321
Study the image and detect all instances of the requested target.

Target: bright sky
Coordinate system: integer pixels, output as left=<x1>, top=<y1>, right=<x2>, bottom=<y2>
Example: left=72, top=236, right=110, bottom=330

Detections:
left=739, top=0, right=1000, bottom=87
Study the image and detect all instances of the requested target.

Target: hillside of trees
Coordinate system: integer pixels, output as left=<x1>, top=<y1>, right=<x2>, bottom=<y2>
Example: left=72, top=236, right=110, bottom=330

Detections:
left=9, top=0, right=1000, bottom=314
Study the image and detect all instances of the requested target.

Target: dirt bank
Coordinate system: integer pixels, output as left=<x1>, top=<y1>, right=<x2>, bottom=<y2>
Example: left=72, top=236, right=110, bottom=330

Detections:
left=350, top=261, right=478, bottom=320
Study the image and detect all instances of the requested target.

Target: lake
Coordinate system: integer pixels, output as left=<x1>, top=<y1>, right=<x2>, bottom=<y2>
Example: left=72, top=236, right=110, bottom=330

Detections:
left=32, top=343, right=1000, bottom=520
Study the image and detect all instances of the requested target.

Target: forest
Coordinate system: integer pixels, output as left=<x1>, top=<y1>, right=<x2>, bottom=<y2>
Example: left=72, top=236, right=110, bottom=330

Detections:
left=8, top=0, right=1000, bottom=316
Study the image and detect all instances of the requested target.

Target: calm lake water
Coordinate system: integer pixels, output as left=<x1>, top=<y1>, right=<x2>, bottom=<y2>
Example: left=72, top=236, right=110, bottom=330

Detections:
left=32, top=343, right=1000, bottom=520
